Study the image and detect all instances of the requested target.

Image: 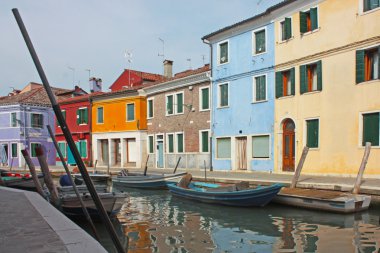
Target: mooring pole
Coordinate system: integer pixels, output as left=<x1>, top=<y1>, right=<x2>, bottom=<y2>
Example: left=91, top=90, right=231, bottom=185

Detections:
left=12, top=9, right=125, bottom=253
left=143, top=155, right=149, bottom=176
left=47, top=125, right=100, bottom=241
left=352, top=142, right=371, bottom=194
left=173, top=156, right=182, bottom=174
left=290, top=146, right=309, bottom=188
left=20, top=149, right=45, bottom=198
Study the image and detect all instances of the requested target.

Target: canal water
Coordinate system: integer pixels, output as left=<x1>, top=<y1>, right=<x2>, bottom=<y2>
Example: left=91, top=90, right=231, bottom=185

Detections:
left=77, top=186, right=380, bottom=253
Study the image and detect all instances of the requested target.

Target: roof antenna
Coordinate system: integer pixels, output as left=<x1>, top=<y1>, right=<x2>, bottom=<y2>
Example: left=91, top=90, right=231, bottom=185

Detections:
left=124, top=50, right=133, bottom=87
left=201, top=54, right=206, bottom=65
left=187, top=58, right=192, bottom=69
left=158, top=38, right=165, bottom=75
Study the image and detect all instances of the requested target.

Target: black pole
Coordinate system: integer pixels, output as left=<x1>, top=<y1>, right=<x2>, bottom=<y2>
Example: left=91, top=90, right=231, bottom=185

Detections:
left=12, top=9, right=126, bottom=253
left=172, top=156, right=182, bottom=174
left=47, top=125, right=100, bottom=241
left=143, top=155, right=149, bottom=176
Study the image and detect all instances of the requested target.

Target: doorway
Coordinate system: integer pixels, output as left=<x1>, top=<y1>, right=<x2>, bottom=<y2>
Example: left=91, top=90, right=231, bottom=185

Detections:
left=156, top=135, right=164, bottom=168
left=113, top=139, right=121, bottom=166
left=0, top=144, right=8, bottom=166
left=126, top=138, right=137, bottom=165
left=100, top=139, right=109, bottom=166
left=282, top=119, right=295, bottom=172
left=236, top=137, right=247, bottom=170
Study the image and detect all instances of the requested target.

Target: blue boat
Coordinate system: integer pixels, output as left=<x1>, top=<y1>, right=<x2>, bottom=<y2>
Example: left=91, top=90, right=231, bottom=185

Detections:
left=112, top=172, right=187, bottom=189
left=168, top=181, right=283, bottom=207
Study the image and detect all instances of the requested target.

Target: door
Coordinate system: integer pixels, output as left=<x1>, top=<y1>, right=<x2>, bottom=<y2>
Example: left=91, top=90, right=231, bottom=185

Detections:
left=0, top=144, right=8, bottom=166
left=236, top=137, right=247, bottom=170
left=67, top=147, right=75, bottom=165
left=157, top=135, right=164, bottom=168
left=101, top=140, right=109, bottom=165
left=283, top=119, right=295, bottom=172
left=126, top=138, right=136, bottom=163
left=114, top=139, right=121, bottom=165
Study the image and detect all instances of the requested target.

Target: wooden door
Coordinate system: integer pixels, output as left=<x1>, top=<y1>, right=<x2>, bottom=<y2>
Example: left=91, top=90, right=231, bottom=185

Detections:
left=236, top=137, right=247, bottom=170
left=114, top=139, right=121, bottom=165
left=101, top=140, right=109, bottom=165
left=283, top=119, right=295, bottom=172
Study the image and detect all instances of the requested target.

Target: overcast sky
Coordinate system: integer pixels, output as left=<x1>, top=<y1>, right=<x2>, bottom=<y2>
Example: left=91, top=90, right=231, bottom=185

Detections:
left=0, top=0, right=282, bottom=95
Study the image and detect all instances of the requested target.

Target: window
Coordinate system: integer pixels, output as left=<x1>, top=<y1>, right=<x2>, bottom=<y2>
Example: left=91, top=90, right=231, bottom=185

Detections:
left=76, top=141, right=87, bottom=158
left=147, top=99, right=154, bottom=118
left=57, top=142, right=66, bottom=158
left=11, top=112, right=18, bottom=127
left=356, top=47, right=380, bottom=83
left=148, top=135, right=154, bottom=154
left=300, top=7, right=318, bottom=34
left=216, top=137, right=231, bottom=159
left=364, top=0, right=380, bottom=12
left=97, top=107, right=104, bottom=124
left=177, top=133, right=184, bottom=153
left=11, top=143, right=18, bottom=158
left=176, top=93, right=184, bottom=114
left=280, top=17, right=292, bottom=41
left=253, top=75, right=267, bottom=102
left=200, top=87, right=210, bottom=111
left=218, top=40, right=229, bottom=64
left=218, top=83, right=229, bottom=107
left=126, top=103, right=135, bottom=121
left=57, top=110, right=66, bottom=127
left=30, top=143, right=41, bottom=157
left=31, top=114, right=43, bottom=128
left=253, top=29, right=266, bottom=54
left=362, top=112, right=379, bottom=146
left=77, top=108, right=88, bottom=125
left=306, top=119, right=319, bottom=148
left=252, top=135, right=270, bottom=158
left=166, top=95, right=174, bottom=115
left=276, top=68, right=295, bottom=98
left=300, top=61, right=322, bottom=94
left=200, top=130, right=210, bottom=153
left=167, top=134, right=174, bottom=153
left=166, top=92, right=184, bottom=116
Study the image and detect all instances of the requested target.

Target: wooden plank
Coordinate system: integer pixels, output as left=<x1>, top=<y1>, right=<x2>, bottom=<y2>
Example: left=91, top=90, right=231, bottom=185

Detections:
left=290, top=146, right=309, bottom=188
left=352, top=142, right=371, bottom=194
left=280, top=188, right=346, bottom=200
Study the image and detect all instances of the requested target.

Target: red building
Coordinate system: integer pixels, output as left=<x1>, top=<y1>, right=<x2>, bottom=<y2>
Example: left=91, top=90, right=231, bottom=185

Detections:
left=109, top=69, right=164, bottom=92
left=55, top=92, right=102, bottom=166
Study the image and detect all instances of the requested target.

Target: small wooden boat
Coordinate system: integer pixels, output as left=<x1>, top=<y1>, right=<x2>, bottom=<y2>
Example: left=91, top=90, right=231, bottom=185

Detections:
left=273, top=188, right=371, bottom=213
left=59, top=192, right=128, bottom=216
left=112, top=171, right=187, bottom=189
left=168, top=176, right=283, bottom=207
left=0, top=172, right=44, bottom=191
left=73, top=173, right=110, bottom=183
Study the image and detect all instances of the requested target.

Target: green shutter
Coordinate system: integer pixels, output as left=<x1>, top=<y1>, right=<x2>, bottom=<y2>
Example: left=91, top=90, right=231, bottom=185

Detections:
left=364, top=0, right=371, bottom=11
left=300, top=65, right=307, bottom=94
left=275, top=71, right=283, bottom=98
left=220, top=84, right=228, bottom=106
left=217, top=138, right=231, bottom=158
left=202, top=88, right=209, bottom=110
left=167, top=96, right=173, bottom=114
left=148, top=100, right=153, bottom=118
left=307, top=119, right=319, bottom=148
left=62, top=111, right=66, bottom=120
left=255, top=30, right=265, bottom=53
left=76, top=110, right=80, bottom=125
left=290, top=68, right=296, bottom=95
left=285, top=17, right=292, bottom=40
left=370, top=0, right=379, bottom=10
left=84, top=108, right=88, bottom=124
left=177, top=134, right=184, bottom=153
left=149, top=136, right=154, bottom=153
left=310, top=7, right=318, bottom=31
left=201, top=131, right=209, bottom=152
left=168, top=135, right=174, bottom=153
left=363, top=113, right=380, bottom=146
left=317, top=60, right=323, bottom=91
left=300, top=11, right=307, bottom=34
left=176, top=93, right=183, bottom=113
left=80, top=141, right=87, bottom=158
left=12, top=143, right=17, bottom=157
left=356, top=50, right=365, bottom=84
left=127, top=104, right=134, bottom=121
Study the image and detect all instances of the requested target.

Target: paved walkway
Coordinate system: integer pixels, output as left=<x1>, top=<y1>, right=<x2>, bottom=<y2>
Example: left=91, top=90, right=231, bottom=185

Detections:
left=0, top=187, right=107, bottom=253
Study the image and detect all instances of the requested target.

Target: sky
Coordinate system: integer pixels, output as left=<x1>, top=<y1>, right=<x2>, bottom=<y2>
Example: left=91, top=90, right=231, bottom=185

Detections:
left=0, top=0, right=283, bottom=95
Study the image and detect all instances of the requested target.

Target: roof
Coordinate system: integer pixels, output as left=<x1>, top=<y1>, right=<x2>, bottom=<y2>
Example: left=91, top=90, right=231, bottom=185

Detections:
left=202, top=0, right=297, bottom=41
left=91, top=88, right=139, bottom=100
left=109, top=69, right=164, bottom=90
left=0, top=86, right=72, bottom=107
left=58, top=91, right=104, bottom=104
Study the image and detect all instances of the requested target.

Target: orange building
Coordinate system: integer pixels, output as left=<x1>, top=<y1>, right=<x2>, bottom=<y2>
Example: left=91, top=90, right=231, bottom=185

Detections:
left=91, top=89, right=147, bottom=169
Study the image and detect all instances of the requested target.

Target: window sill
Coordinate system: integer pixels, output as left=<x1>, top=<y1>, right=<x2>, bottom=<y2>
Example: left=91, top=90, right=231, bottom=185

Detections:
left=217, top=106, right=229, bottom=109
left=199, top=109, right=210, bottom=112
left=252, top=157, right=270, bottom=160
left=359, top=145, right=380, bottom=149
left=360, top=7, right=380, bottom=16
left=215, top=158, right=231, bottom=160
left=96, top=122, right=104, bottom=125
left=300, top=28, right=320, bottom=37
left=308, top=147, right=319, bottom=151
left=357, top=79, right=380, bottom=85
left=301, top=90, right=321, bottom=96
left=79, top=123, right=88, bottom=126
left=126, top=120, right=135, bottom=122
left=277, top=37, right=294, bottom=44
left=253, top=51, right=267, bottom=57
left=277, top=95, right=295, bottom=100
left=252, top=100, right=268, bottom=104
left=217, top=61, right=229, bottom=66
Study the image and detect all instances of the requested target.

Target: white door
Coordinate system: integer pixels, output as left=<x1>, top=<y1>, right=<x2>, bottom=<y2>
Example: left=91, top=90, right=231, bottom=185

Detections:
left=127, top=138, right=137, bottom=163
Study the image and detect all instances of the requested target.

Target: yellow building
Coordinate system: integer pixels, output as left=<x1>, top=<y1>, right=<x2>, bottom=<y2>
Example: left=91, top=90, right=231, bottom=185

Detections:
left=273, top=0, right=380, bottom=175
left=91, top=89, right=147, bottom=169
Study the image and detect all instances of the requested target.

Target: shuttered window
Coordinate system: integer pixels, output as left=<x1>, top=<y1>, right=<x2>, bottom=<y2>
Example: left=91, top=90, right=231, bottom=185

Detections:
left=364, top=0, right=380, bottom=12
left=97, top=107, right=104, bottom=124
left=300, top=7, right=318, bottom=34
left=57, top=110, right=66, bottom=127
left=31, top=114, right=43, bottom=128
left=76, top=141, right=87, bottom=158
left=168, top=134, right=174, bottom=153
left=216, top=138, right=231, bottom=159
left=166, top=95, right=174, bottom=115
left=252, top=135, right=270, bottom=158
left=200, top=87, right=210, bottom=110
left=219, top=41, right=229, bottom=64
left=276, top=68, right=295, bottom=98
left=200, top=131, right=209, bottom=153
left=147, top=99, right=154, bottom=118
left=254, top=29, right=266, bottom=54
left=356, top=47, right=380, bottom=83
left=306, top=119, right=319, bottom=148
left=126, top=103, right=135, bottom=121
left=177, top=133, right=184, bottom=153
left=254, top=75, right=266, bottom=102
left=31, top=143, right=41, bottom=157
left=11, top=112, right=18, bottom=127
left=176, top=93, right=183, bottom=114
left=281, top=17, right=292, bottom=41
left=219, top=83, right=229, bottom=107
left=362, top=113, right=379, bottom=146
left=77, top=108, right=88, bottom=125
left=148, top=136, right=154, bottom=154
left=300, top=61, right=322, bottom=94
left=57, top=142, right=66, bottom=158
left=11, top=143, right=18, bottom=158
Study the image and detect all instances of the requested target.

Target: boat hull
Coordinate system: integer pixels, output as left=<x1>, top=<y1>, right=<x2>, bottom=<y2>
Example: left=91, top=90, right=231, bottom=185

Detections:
left=1, top=175, right=44, bottom=191
left=73, top=173, right=110, bottom=183
left=112, top=172, right=187, bottom=189
left=168, top=183, right=283, bottom=207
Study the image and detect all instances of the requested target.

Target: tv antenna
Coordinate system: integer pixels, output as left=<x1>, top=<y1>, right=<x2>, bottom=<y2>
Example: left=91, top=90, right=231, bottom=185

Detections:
left=187, top=58, right=192, bottom=69
left=85, top=69, right=91, bottom=80
left=201, top=55, right=206, bottom=65
left=124, top=50, right=133, bottom=86
left=68, top=66, right=75, bottom=88
left=158, top=38, right=165, bottom=61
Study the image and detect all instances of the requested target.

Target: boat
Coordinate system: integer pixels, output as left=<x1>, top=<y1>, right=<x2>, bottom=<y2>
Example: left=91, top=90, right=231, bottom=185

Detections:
left=0, top=171, right=44, bottom=191
left=112, top=171, right=188, bottom=189
left=273, top=187, right=371, bottom=213
left=167, top=175, right=283, bottom=207
left=73, top=172, right=110, bottom=183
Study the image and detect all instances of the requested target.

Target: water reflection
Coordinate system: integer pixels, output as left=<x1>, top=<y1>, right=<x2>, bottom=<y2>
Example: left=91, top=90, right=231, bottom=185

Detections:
left=113, top=187, right=380, bottom=253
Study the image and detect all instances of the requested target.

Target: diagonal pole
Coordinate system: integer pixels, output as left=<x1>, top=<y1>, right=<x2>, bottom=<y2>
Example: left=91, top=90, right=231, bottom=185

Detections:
left=12, top=8, right=125, bottom=253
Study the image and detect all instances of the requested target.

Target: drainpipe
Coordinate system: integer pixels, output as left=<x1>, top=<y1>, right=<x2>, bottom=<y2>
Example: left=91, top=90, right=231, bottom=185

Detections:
left=202, top=38, right=213, bottom=171
left=89, top=97, right=93, bottom=167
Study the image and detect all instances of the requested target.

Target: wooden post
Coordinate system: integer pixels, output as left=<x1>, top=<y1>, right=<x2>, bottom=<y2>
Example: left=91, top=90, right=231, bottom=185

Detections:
left=204, top=160, right=207, bottom=181
left=94, top=159, right=98, bottom=174
left=35, top=146, right=59, bottom=205
left=290, top=146, right=309, bottom=188
left=352, top=142, right=371, bottom=194
left=21, top=149, right=45, bottom=198
left=143, top=155, right=149, bottom=176
left=172, top=156, right=182, bottom=174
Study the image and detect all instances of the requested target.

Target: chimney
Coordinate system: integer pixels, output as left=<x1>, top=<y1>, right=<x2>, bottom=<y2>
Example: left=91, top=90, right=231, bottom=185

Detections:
left=163, top=60, right=173, bottom=78
left=90, top=77, right=102, bottom=93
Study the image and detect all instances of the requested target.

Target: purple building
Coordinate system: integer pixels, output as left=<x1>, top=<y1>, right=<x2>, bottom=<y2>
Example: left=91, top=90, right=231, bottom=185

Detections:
left=0, top=83, right=73, bottom=168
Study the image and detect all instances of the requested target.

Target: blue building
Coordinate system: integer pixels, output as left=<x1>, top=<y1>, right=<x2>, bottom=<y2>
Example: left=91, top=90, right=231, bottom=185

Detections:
left=202, top=3, right=282, bottom=172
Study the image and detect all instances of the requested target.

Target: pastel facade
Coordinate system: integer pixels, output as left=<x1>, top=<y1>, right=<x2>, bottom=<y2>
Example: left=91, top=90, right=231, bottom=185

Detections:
left=203, top=5, right=279, bottom=172
left=142, top=65, right=211, bottom=170
left=273, top=0, right=380, bottom=175
left=91, top=90, right=147, bottom=169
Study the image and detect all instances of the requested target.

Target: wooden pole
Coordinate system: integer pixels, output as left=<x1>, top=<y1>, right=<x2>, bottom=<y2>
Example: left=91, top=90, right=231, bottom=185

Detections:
left=204, top=160, right=207, bottom=181
left=290, top=146, right=309, bottom=188
left=35, top=146, right=59, bottom=204
left=173, top=156, right=182, bottom=174
left=47, top=125, right=100, bottom=241
left=94, top=159, right=97, bottom=174
left=352, top=142, right=371, bottom=194
left=21, top=149, right=45, bottom=198
left=143, top=155, right=149, bottom=176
